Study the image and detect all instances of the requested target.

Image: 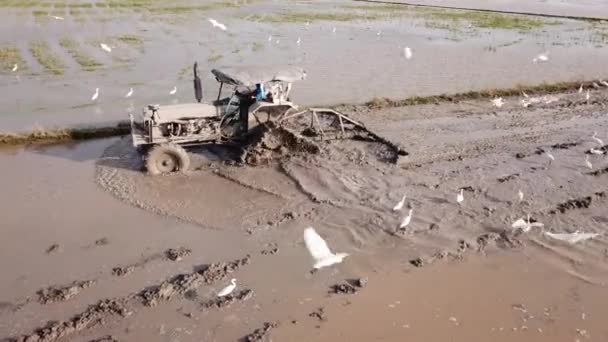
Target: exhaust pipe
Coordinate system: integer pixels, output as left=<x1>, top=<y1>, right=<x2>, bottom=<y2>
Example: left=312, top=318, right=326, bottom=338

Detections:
left=193, top=62, right=203, bottom=103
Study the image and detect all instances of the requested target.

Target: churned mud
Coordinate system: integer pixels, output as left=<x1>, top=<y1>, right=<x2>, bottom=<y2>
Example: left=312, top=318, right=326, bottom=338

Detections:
left=37, top=280, right=96, bottom=305
left=241, top=322, right=279, bottom=342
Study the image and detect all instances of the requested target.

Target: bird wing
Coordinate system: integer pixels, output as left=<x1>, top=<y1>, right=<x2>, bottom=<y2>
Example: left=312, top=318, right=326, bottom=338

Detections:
left=545, top=232, right=598, bottom=244
left=304, top=227, right=333, bottom=261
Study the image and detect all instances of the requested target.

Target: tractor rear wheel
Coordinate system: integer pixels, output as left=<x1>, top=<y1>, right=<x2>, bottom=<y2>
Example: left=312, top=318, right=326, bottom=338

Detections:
left=146, top=143, right=190, bottom=175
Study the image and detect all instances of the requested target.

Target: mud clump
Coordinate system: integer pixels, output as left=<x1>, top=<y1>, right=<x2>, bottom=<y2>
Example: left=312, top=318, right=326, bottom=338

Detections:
left=550, top=142, right=578, bottom=149
left=37, top=280, right=96, bottom=304
left=548, top=193, right=606, bottom=214
left=330, top=278, right=367, bottom=295
left=139, top=256, right=250, bottom=307
left=261, top=243, right=279, bottom=255
left=111, top=266, right=135, bottom=277
left=89, top=336, right=118, bottom=342
left=165, top=247, right=192, bottom=261
left=497, top=173, right=519, bottom=183
left=588, top=167, right=608, bottom=176
left=11, top=299, right=130, bottom=342
left=200, top=289, right=253, bottom=311
left=45, top=244, right=60, bottom=254
left=309, top=307, right=327, bottom=322
left=241, top=322, right=279, bottom=342
left=94, top=238, right=110, bottom=246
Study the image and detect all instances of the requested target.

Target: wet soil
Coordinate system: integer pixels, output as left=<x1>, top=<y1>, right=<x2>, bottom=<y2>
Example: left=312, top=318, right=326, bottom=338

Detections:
left=1, top=86, right=608, bottom=341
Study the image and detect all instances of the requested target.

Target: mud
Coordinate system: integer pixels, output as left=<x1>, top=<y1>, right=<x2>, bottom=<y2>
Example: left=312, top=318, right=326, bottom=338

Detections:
left=329, top=278, right=367, bottom=295
left=309, top=307, right=327, bottom=322
left=10, top=299, right=130, bottom=342
left=164, top=247, right=192, bottom=261
left=37, top=280, right=96, bottom=305
left=549, top=191, right=606, bottom=214
left=260, top=243, right=279, bottom=255
left=44, top=244, right=60, bottom=254
left=139, top=256, right=250, bottom=307
left=88, top=336, right=118, bottom=342
left=241, top=322, right=279, bottom=342
left=200, top=289, right=253, bottom=311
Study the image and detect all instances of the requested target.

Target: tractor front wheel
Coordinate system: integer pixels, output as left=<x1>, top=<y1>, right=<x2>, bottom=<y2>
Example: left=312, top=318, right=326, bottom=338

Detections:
left=146, top=143, right=190, bottom=175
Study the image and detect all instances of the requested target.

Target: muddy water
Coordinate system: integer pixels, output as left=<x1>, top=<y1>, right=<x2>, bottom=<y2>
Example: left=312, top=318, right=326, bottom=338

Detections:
left=1, top=0, right=608, bottom=131
left=1, top=88, right=608, bottom=340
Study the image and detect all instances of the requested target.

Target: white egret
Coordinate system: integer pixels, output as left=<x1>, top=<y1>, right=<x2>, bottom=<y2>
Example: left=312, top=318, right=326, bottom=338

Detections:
left=217, top=278, right=237, bottom=297
left=208, top=18, right=227, bottom=31
left=403, top=47, right=412, bottom=60
left=578, top=84, right=583, bottom=93
left=49, top=15, right=64, bottom=20
left=585, top=155, right=593, bottom=170
left=491, top=97, right=504, bottom=108
left=332, top=27, right=337, bottom=33
left=600, top=80, right=608, bottom=87
left=268, top=35, right=272, bottom=42
left=296, top=37, right=301, bottom=46
left=545, top=150, right=555, bottom=163
left=400, top=209, right=413, bottom=228
left=91, top=88, right=99, bottom=101
left=522, top=91, right=529, bottom=98
left=544, top=231, right=599, bottom=244
left=586, top=89, right=590, bottom=101
left=304, top=227, right=348, bottom=270
left=11, top=63, right=18, bottom=72
left=592, top=132, right=604, bottom=146
left=512, top=215, right=543, bottom=232
left=589, top=148, right=604, bottom=155
left=125, top=87, right=133, bottom=98
left=532, top=52, right=548, bottom=63
left=593, top=82, right=601, bottom=89
left=456, top=189, right=464, bottom=204
left=392, top=194, right=406, bottom=211
left=518, top=189, right=524, bottom=202
left=100, top=43, right=112, bottom=53
left=170, top=86, right=177, bottom=95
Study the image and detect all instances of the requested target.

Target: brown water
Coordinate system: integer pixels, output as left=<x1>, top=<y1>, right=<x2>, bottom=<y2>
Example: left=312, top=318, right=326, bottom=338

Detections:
left=1, top=87, right=607, bottom=341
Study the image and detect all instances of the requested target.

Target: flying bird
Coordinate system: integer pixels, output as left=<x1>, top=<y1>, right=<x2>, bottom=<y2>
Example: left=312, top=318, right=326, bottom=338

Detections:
left=491, top=97, right=504, bottom=108
left=512, top=215, right=543, bottom=233
left=592, top=132, right=604, bottom=146
left=392, top=194, right=406, bottom=211
left=49, top=15, right=64, bottom=20
left=532, top=52, right=549, bottom=63
left=585, top=155, right=593, bottom=170
left=544, top=231, right=599, bottom=244
left=170, top=86, right=177, bottom=95
left=578, top=84, right=583, bottom=93
left=125, top=87, right=133, bottom=98
left=403, top=47, right=413, bottom=60
left=11, top=63, right=18, bottom=72
left=100, top=43, right=112, bottom=53
left=304, top=227, right=348, bottom=270
left=208, top=18, right=227, bottom=31
left=518, top=189, right=524, bottom=202
left=217, top=278, right=236, bottom=297
left=399, top=208, right=413, bottom=229
left=456, top=189, right=464, bottom=204
left=91, top=87, right=99, bottom=101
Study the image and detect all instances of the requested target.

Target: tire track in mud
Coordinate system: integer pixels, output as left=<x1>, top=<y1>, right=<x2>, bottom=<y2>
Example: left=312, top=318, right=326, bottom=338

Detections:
left=7, top=255, right=252, bottom=342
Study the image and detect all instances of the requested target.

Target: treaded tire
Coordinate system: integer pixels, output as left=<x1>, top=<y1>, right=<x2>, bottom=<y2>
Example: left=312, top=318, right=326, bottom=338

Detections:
left=146, top=143, right=190, bottom=175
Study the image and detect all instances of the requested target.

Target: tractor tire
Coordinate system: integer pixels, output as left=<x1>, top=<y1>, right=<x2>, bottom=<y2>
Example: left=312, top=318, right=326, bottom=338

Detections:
left=146, top=143, right=190, bottom=175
